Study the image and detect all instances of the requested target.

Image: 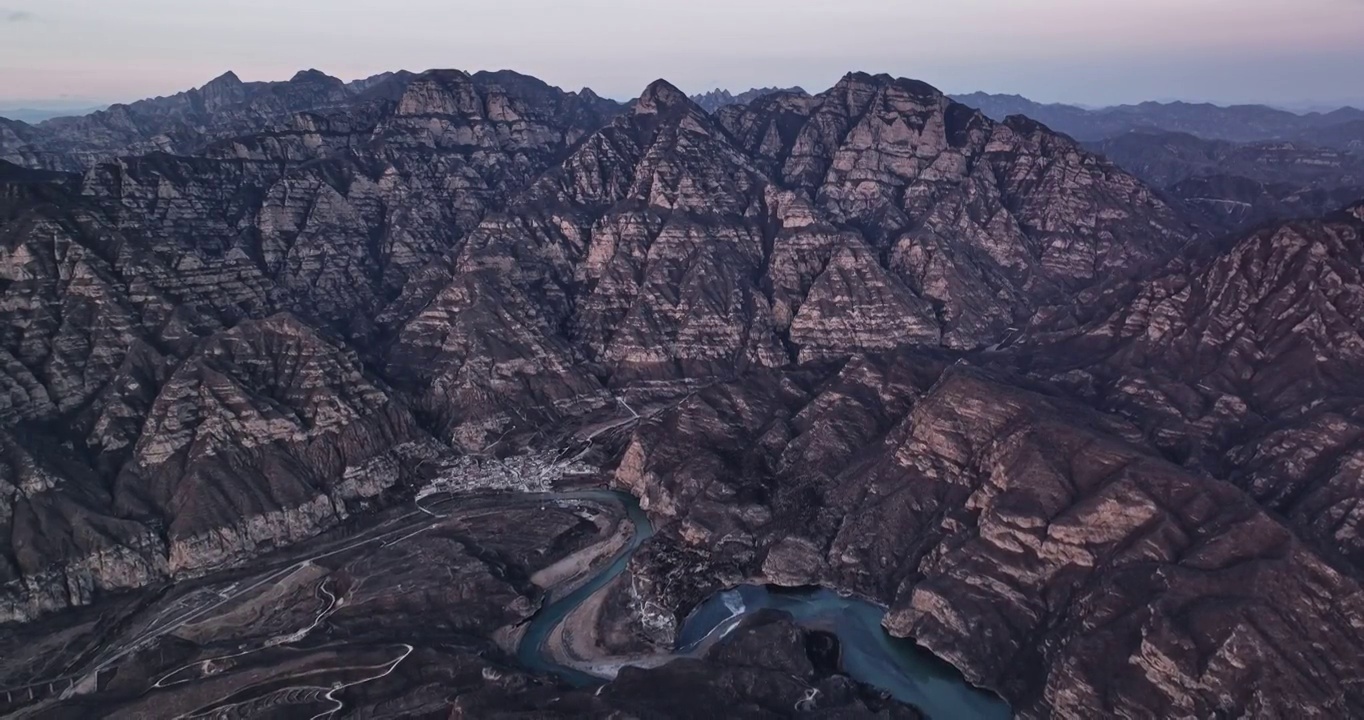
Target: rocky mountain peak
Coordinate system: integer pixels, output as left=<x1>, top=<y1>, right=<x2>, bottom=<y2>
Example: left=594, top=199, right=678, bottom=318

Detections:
left=416, top=68, right=475, bottom=83
left=202, top=70, right=243, bottom=89
left=346, top=70, right=412, bottom=95
left=197, top=70, right=247, bottom=112
left=834, top=71, right=942, bottom=102
left=632, top=79, right=695, bottom=115
left=836, top=70, right=892, bottom=87
left=288, top=68, right=340, bottom=85
left=394, top=69, right=479, bottom=116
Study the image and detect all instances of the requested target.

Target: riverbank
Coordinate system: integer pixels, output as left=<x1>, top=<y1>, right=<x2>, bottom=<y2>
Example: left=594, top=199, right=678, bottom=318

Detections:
left=514, top=490, right=1012, bottom=719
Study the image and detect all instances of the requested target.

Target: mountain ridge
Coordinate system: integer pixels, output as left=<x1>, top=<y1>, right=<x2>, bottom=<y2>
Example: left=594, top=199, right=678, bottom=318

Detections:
left=1, top=67, right=1363, bottom=719
left=954, top=90, right=1364, bottom=144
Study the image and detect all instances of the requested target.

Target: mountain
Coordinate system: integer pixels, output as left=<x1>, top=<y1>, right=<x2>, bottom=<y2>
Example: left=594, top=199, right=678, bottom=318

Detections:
left=955, top=91, right=1364, bottom=143
left=0, top=118, right=43, bottom=156
left=382, top=73, right=1194, bottom=450
left=618, top=348, right=1364, bottom=718
left=1165, top=174, right=1364, bottom=231
left=0, top=106, right=107, bottom=124
left=2, top=68, right=1364, bottom=719
left=1305, top=118, right=1364, bottom=151
left=1028, top=201, right=1364, bottom=576
left=0, top=68, right=620, bottom=622
left=0, top=69, right=622, bottom=173
left=1, top=70, right=354, bottom=170
left=1083, top=130, right=1364, bottom=230
left=689, top=86, right=807, bottom=113
left=1088, top=130, right=1364, bottom=188
left=948, top=95, right=1364, bottom=232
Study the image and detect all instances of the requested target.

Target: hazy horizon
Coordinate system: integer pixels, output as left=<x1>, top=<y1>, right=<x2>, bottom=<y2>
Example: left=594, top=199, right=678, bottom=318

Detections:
left=2, top=0, right=1363, bottom=109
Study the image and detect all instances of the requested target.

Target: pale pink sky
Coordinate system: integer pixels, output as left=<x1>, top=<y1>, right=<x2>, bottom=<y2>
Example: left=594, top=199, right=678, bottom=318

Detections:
left=1, top=0, right=1362, bottom=106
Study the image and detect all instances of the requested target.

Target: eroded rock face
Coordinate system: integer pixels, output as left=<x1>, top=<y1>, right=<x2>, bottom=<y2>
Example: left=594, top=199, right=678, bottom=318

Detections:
left=0, top=431, right=170, bottom=623
left=1027, top=203, right=1364, bottom=576
left=615, top=355, right=1364, bottom=718
left=721, top=73, right=1197, bottom=348
left=112, top=314, right=434, bottom=573
left=2, top=67, right=1364, bottom=720
left=74, top=70, right=622, bottom=344
left=387, top=74, right=1196, bottom=446
left=0, top=71, right=623, bottom=619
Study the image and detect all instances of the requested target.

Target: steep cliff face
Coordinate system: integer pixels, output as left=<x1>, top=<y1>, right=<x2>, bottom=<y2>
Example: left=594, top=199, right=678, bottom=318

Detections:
left=113, top=314, right=436, bottom=573
left=0, top=179, right=442, bottom=618
left=0, top=71, right=621, bottom=619
left=0, top=430, right=170, bottom=624
left=721, top=74, right=1196, bottom=347
left=0, top=310, right=442, bottom=622
left=68, top=70, right=621, bottom=344
left=0, top=180, right=185, bottom=620
left=387, top=75, right=1197, bottom=447
left=383, top=80, right=780, bottom=446
left=614, top=354, right=1364, bottom=718
left=0, top=172, right=220, bottom=433
left=1028, top=202, right=1364, bottom=576
left=2, top=73, right=1207, bottom=606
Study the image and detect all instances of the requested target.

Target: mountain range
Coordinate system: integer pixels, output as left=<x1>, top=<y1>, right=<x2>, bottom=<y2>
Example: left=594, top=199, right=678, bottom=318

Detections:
left=952, top=91, right=1364, bottom=145
left=689, top=86, right=808, bottom=113
left=688, top=88, right=1364, bottom=235
left=0, top=105, right=108, bottom=124
left=1, top=68, right=1363, bottom=719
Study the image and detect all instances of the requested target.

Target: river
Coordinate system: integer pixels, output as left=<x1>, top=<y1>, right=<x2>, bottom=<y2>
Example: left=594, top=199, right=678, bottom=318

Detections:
left=516, top=490, right=1011, bottom=719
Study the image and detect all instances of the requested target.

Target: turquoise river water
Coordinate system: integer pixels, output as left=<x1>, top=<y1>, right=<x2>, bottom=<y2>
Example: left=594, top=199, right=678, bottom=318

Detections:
left=515, top=491, right=1011, bottom=719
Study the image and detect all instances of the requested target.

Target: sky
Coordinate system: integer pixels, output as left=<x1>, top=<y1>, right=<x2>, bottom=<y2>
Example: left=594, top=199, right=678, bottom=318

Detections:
left=1, top=0, right=1363, bottom=108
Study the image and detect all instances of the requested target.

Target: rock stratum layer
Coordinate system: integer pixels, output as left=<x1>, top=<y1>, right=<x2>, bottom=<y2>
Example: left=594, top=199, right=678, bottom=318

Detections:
left=2, top=67, right=1364, bottom=719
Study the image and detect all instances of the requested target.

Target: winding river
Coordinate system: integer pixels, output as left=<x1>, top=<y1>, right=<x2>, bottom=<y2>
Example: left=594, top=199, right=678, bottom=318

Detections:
left=516, top=491, right=1011, bottom=719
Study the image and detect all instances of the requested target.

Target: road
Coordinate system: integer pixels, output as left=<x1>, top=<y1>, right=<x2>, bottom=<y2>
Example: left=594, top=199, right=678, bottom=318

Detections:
left=5, top=488, right=624, bottom=712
